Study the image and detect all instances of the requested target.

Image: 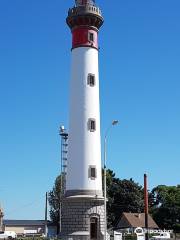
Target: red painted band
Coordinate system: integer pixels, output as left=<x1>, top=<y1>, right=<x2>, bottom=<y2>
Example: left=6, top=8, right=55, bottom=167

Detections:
left=72, top=28, right=98, bottom=49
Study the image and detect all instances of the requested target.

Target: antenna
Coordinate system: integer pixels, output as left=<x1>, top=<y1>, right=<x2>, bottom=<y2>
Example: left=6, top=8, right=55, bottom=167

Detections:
left=59, top=126, right=68, bottom=233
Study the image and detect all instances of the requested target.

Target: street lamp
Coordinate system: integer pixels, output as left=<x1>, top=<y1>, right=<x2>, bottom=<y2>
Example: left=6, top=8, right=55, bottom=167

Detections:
left=104, top=120, right=118, bottom=240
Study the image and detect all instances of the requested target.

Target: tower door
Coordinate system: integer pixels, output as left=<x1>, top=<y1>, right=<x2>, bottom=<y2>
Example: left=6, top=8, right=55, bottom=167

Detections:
left=90, top=217, right=98, bottom=240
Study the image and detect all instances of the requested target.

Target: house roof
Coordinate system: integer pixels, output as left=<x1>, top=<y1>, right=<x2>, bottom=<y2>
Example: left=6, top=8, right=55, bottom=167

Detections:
left=117, top=213, right=159, bottom=229
left=3, top=220, right=51, bottom=226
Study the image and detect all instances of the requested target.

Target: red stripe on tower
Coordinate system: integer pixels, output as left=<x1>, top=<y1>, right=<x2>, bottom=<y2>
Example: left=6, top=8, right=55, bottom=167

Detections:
left=72, top=28, right=98, bottom=49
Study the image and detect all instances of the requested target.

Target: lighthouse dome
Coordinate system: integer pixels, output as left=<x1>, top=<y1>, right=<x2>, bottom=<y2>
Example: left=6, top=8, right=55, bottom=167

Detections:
left=75, top=0, right=95, bottom=6
left=67, top=0, right=103, bottom=30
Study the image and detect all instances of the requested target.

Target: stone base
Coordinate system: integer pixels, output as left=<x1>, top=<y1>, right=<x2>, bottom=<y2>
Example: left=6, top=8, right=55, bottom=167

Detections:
left=61, top=195, right=105, bottom=240
left=61, top=231, right=90, bottom=240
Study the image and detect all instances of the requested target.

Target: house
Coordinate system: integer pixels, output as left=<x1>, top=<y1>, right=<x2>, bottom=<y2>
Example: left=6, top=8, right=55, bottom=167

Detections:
left=116, top=212, right=159, bottom=234
left=3, top=220, right=57, bottom=237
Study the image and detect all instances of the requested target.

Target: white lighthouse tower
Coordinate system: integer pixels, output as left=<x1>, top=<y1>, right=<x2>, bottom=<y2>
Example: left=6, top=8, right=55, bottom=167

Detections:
left=61, top=0, right=105, bottom=239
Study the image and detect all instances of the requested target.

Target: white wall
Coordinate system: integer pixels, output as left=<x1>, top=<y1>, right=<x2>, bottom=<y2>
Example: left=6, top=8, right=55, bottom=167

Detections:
left=67, top=47, right=102, bottom=193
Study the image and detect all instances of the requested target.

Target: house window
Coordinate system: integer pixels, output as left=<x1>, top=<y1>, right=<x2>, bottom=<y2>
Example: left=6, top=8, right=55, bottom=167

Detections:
left=90, top=217, right=98, bottom=239
left=88, top=32, right=94, bottom=42
left=89, top=118, right=96, bottom=132
left=88, top=74, right=95, bottom=86
left=89, top=166, right=97, bottom=179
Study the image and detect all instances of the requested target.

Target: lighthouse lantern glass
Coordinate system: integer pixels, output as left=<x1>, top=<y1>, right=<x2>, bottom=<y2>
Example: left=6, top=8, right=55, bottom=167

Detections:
left=75, top=0, right=95, bottom=6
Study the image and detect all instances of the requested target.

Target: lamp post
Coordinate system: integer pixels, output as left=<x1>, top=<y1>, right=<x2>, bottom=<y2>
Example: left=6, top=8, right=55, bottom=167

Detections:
left=104, top=120, right=118, bottom=240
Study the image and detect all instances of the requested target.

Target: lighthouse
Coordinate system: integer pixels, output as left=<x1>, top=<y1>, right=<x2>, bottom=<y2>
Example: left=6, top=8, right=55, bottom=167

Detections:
left=61, top=0, right=105, bottom=239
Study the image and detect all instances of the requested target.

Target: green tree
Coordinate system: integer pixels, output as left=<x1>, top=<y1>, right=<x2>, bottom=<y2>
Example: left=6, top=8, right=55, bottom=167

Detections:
left=103, top=169, right=144, bottom=227
left=151, top=185, right=180, bottom=232
left=48, top=175, right=61, bottom=234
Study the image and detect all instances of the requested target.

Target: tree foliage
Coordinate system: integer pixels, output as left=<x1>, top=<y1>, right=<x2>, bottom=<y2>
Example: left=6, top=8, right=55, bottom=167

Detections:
left=151, top=185, right=180, bottom=232
left=48, top=175, right=61, bottom=233
left=104, top=169, right=144, bottom=227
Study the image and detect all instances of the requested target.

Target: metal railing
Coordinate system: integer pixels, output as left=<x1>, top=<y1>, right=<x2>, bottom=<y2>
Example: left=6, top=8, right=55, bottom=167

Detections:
left=68, top=5, right=102, bottom=18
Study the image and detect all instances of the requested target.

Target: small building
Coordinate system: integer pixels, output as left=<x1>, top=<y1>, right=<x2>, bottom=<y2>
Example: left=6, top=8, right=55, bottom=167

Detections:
left=116, top=212, right=159, bottom=234
left=3, top=220, right=57, bottom=237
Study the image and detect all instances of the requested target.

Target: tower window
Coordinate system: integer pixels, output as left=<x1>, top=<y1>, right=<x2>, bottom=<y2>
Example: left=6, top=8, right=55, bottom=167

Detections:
left=89, top=166, right=97, bottom=179
left=88, top=32, right=94, bottom=42
left=88, top=118, right=96, bottom=132
left=88, top=74, right=96, bottom=86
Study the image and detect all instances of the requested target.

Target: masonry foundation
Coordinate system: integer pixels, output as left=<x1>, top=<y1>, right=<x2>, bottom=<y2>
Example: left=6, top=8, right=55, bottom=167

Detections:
left=61, top=195, right=105, bottom=240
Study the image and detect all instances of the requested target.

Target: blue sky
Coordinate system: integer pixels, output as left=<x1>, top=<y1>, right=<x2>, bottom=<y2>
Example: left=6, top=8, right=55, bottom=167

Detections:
left=0, top=0, right=179, bottom=219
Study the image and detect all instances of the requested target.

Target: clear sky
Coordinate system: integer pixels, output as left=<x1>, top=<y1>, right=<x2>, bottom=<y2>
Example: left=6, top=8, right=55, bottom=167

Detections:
left=0, top=0, right=179, bottom=220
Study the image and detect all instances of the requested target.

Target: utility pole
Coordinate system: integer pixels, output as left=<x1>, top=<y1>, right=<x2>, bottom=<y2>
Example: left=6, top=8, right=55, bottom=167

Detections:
left=44, top=192, right=48, bottom=237
left=0, top=205, right=4, bottom=232
left=144, top=174, right=149, bottom=240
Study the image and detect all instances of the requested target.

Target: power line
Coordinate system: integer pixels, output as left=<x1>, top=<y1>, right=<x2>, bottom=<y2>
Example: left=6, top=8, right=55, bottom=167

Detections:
left=5, top=195, right=45, bottom=215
